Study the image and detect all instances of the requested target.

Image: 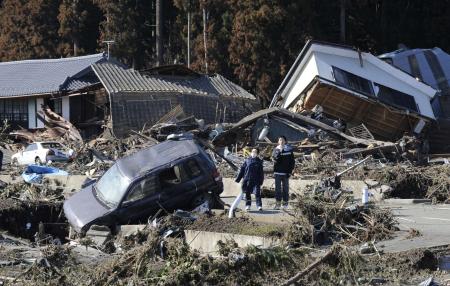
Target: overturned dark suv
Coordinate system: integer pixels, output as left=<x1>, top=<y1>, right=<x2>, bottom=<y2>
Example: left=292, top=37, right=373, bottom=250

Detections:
left=64, top=139, right=223, bottom=234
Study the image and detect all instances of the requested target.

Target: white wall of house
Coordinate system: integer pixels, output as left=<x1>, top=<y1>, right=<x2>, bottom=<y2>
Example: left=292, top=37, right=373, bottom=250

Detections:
left=27, top=98, right=36, bottom=129
left=62, top=96, right=70, bottom=120
left=283, top=54, right=318, bottom=108
left=36, top=97, right=44, bottom=128
left=280, top=43, right=437, bottom=119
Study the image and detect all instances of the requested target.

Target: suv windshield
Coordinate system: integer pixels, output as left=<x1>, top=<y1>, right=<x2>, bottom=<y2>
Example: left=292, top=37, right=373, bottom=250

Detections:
left=95, top=164, right=130, bottom=208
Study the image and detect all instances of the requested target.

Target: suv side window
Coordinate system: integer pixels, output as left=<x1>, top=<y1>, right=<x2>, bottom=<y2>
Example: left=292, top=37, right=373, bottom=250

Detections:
left=159, top=164, right=188, bottom=188
left=124, top=175, right=159, bottom=203
left=185, top=159, right=203, bottom=179
left=25, top=144, right=37, bottom=152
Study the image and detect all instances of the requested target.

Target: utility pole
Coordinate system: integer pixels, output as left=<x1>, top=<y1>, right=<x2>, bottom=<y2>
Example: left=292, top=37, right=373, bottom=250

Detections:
left=202, top=8, right=208, bottom=73
left=156, top=0, right=163, bottom=66
left=103, top=40, right=115, bottom=60
left=187, top=0, right=191, bottom=68
left=340, top=0, right=346, bottom=43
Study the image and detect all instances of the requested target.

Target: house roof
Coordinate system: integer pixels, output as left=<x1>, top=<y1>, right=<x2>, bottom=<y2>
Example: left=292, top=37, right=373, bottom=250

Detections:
left=379, top=47, right=450, bottom=95
left=91, top=62, right=255, bottom=99
left=0, top=53, right=107, bottom=97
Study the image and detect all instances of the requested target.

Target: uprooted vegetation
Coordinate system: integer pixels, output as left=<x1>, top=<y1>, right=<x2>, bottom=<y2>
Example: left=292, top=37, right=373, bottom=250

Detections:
left=374, top=165, right=450, bottom=203
left=7, top=229, right=447, bottom=286
left=285, top=194, right=398, bottom=246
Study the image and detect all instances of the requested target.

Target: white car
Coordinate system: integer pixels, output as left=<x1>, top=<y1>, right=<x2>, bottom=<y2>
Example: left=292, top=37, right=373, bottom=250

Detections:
left=11, top=142, right=75, bottom=166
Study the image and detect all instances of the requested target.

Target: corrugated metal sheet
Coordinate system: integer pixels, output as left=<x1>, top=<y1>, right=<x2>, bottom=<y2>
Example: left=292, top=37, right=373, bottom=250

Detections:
left=92, top=62, right=255, bottom=99
left=0, top=53, right=106, bottom=97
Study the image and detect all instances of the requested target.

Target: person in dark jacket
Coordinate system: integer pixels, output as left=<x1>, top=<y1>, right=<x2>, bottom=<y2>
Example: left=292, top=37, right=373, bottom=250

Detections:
left=0, top=149, right=3, bottom=171
left=235, top=148, right=264, bottom=211
left=272, top=136, right=295, bottom=209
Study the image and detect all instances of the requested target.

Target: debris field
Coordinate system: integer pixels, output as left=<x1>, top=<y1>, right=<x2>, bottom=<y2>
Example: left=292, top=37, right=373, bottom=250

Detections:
left=1, top=101, right=450, bottom=285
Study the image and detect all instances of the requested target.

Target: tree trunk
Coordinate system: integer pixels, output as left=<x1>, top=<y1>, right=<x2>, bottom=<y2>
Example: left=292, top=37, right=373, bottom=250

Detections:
left=156, top=0, right=163, bottom=66
left=340, top=0, right=346, bottom=43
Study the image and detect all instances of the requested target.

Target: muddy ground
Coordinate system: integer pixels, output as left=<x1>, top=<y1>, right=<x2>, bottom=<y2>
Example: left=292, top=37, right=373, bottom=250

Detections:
left=1, top=150, right=450, bottom=284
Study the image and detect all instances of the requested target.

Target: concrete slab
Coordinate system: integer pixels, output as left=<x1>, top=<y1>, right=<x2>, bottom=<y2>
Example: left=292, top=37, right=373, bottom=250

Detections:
left=222, top=178, right=367, bottom=198
left=383, top=198, right=432, bottom=205
left=377, top=203, right=450, bottom=253
left=211, top=209, right=293, bottom=225
left=185, top=229, right=281, bottom=254
left=117, top=225, right=147, bottom=238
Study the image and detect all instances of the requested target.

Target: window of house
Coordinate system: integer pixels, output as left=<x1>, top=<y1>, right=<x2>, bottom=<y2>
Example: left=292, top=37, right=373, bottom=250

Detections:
left=53, top=98, right=62, bottom=115
left=374, top=83, right=419, bottom=112
left=0, top=99, right=28, bottom=128
left=125, top=175, right=159, bottom=203
left=332, top=66, right=374, bottom=96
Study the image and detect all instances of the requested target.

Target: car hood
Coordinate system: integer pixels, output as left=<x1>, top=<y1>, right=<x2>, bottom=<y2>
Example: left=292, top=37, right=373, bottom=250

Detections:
left=63, top=185, right=111, bottom=232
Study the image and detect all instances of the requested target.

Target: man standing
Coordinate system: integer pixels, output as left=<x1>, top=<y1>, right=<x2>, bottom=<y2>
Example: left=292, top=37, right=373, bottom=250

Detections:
left=272, top=136, right=295, bottom=210
left=235, top=148, right=264, bottom=211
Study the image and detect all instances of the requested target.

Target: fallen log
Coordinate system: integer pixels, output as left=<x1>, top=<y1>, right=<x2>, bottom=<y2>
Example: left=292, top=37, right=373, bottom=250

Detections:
left=281, top=248, right=334, bottom=286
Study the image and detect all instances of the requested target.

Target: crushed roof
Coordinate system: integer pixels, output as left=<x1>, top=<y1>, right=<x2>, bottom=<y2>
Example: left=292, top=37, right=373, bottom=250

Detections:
left=0, top=53, right=107, bottom=97
left=92, top=62, right=255, bottom=99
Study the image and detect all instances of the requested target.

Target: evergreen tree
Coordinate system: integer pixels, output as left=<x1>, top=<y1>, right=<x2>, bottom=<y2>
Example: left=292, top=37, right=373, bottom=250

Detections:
left=58, top=0, right=102, bottom=56
left=94, top=0, right=154, bottom=69
left=0, top=0, right=60, bottom=61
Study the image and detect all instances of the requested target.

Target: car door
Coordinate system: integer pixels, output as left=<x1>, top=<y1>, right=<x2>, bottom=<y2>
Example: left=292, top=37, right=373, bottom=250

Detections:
left=159, top=158, right=212, bottom=210
left=182, top=158, right=212, bottom=200
left=116, top=174, right=161, bottom=224
left=157, top=162, right=198, bottom=211
left=22, top=144, right=37, bottom=164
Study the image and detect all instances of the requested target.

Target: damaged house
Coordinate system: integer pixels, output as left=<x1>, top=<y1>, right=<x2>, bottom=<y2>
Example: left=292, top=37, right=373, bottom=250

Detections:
left=0, top=53, right=112, bottom=136
left=91, top=63, right=257, bottom=137
left=379, top=47, right=450, bottom=152
left=270, top=41, right=437, bottom=142
left=0, top=54, right=257, bottom=139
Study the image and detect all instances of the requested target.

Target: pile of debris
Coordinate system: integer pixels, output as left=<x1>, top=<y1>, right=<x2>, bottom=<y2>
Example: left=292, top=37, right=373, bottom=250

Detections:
left=10, top=107, right=82, bottom=144
left=374, top=165, right=450, bottom=203
left=212, top=107, right=425, bottom=170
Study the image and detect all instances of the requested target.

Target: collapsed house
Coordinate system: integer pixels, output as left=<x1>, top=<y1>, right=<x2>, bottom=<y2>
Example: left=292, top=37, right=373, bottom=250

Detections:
left=379, top=47, right=450, bottom=152
left=270, top=41, right=437, bottom=143
left=91, top=64, right=257, bottom=137
left=0, top=55, right=257, bottom=139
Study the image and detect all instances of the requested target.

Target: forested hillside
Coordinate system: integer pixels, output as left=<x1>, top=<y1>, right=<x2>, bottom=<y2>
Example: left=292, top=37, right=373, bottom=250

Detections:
left=1, top=0, right=450, bottom=106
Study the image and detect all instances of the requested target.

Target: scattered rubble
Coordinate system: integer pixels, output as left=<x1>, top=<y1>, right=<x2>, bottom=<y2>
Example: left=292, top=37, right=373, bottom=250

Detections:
left=1, top=99, right=450, bottom=286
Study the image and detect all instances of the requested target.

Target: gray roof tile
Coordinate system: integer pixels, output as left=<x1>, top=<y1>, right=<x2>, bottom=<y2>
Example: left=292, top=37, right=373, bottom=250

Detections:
left=0, top=53, right=106, bottom=97
left=92, top=62, right=255, bottom=99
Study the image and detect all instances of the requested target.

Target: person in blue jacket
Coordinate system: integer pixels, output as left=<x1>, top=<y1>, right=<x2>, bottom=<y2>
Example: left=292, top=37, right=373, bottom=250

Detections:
left=272, top=136, right=295, bottom=210
left=235, top=148, right=264, bottom=211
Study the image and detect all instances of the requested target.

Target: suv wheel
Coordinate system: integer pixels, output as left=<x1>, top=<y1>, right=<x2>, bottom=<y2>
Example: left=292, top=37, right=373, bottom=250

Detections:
left=35, top=157, right=42, bottom=165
